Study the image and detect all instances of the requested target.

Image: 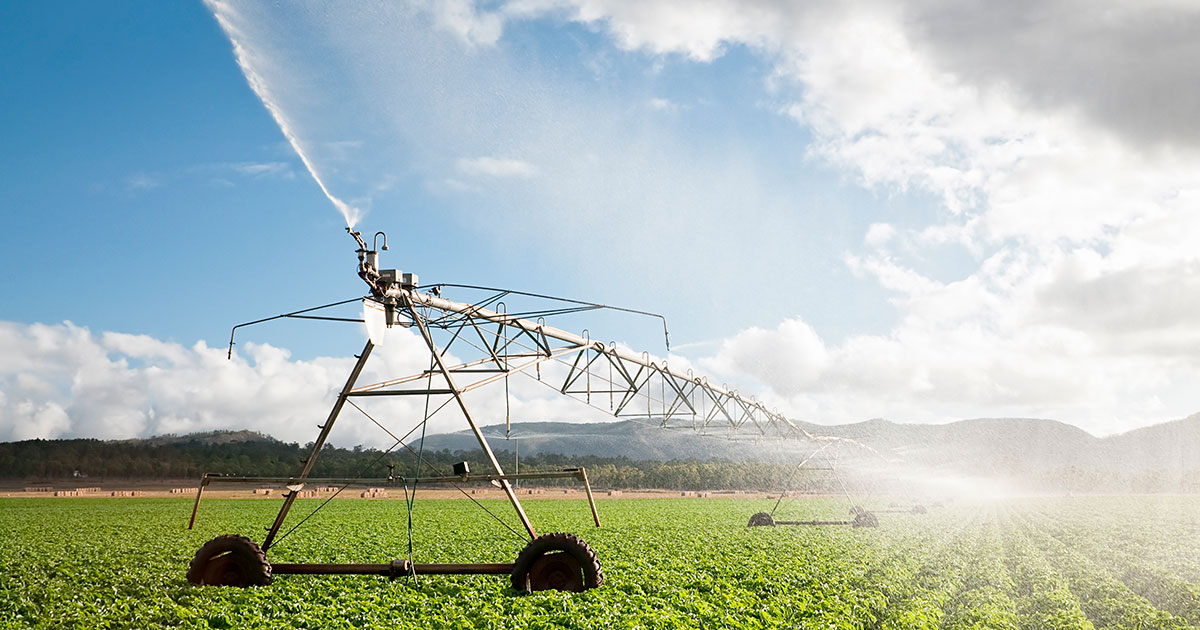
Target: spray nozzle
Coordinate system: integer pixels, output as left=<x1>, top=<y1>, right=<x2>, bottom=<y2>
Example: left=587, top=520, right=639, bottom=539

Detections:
left=348, top=227, right=383, bottom=295
left=347, top=227, right=368, bottom=253
left=348, top=227, right=406, bottom=300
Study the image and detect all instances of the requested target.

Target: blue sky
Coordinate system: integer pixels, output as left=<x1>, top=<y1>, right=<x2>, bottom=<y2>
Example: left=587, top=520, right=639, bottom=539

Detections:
left=2, top=0, right=1199, bottom=444
left=1, top=2, right=388, bottom=357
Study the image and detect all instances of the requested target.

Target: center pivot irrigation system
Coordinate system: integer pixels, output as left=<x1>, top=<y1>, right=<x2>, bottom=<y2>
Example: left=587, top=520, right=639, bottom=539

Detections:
left=748, top=443, right=878, bottom=528
left=187, top=227, right=862, bottom=593
left=745, top=442, right=927, bottom=529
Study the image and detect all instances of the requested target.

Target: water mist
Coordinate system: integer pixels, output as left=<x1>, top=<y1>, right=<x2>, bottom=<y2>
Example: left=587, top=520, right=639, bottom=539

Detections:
left=205, top=0, right=362, bottom=228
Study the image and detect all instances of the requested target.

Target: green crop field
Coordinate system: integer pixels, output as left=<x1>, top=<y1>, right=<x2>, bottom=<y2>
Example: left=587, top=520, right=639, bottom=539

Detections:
left=3, top=496, right=1200, bottom=629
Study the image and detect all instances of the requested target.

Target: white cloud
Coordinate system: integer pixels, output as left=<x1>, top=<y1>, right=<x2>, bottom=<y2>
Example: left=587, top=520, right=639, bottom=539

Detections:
left=703, top=319, right=828, bottom=393
left=0, top=321, right=610, bottom=445
left=697, top=239, right=1200, bottom=435
left=863, top=223, right=894, bottom=247
left=426, top=0, right=506, bottom=46
left=906, top=0, right=1200, bottom=150
left=505, top=0, right=790, bottom=62
left=456, top=156, right=540, bottom=178
left=505, top=0, right=1200, bottom=240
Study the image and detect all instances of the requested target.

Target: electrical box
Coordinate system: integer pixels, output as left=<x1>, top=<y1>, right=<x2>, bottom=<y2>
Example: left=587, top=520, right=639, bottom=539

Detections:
left=452, top=461, right=470, bottom=477
left=378, top=269, right=418, bottom=290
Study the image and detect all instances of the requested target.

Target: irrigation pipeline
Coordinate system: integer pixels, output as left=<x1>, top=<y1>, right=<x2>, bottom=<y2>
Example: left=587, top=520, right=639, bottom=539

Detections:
left=228, top=272, right=869, bottom=445
left=426, top=283, right=672, bottom=352
left=431, top=305, right=878, bottom=456
left=224, top=285, right=883, bottom=455
left=219, top=279, right=888, bottom=545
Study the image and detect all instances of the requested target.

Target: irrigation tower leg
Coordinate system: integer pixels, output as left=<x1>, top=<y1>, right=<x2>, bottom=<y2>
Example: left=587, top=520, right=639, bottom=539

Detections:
left=407, top=300, right=538, bottom=540
left=262, top=340, right=375, bottom=551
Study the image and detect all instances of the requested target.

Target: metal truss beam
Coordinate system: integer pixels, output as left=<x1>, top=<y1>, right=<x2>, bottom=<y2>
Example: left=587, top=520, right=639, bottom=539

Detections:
left=350, top=290, right=834, bottom=444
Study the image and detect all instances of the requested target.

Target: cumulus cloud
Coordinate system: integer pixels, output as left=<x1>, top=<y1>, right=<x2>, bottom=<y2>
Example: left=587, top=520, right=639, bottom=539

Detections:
left=703, top=319, right=828, bottom=393
left=697, top=238, right=1200, bottom=435
left=0, top=321, right=357, bottom=443
left=1035, top=253, right=1200, bottom=355
left=0, top=321, right=613, bottom=445
left=906, top=0, right=1200, bottom=149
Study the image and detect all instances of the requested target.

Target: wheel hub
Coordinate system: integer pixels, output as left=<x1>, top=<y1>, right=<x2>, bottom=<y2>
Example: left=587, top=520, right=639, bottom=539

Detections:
left=526, top=552, right=585, bottom=592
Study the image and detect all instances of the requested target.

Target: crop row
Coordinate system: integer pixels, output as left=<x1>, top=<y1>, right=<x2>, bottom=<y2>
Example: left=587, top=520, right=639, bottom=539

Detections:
left=5, top=496, right=1200, bottom=629
left=1030, top=498, right=1200, bottom=586
left=1012, top=508, right=1190, bottom=630
left=938, top=512, right=1021, bottom=630
left=1016, top=503, right=1200, bottom=625
left=996, top=510, right=1094, bottom=630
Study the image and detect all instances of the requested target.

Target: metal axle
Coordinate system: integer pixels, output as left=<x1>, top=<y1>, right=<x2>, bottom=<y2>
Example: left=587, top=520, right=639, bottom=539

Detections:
left=271, top=560, right=513, bottom=578
left=773, top=520, right=854, bottom=526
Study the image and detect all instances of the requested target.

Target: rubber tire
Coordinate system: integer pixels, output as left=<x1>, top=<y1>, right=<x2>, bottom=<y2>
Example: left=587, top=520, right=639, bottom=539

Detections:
left=852, top=510, right=879, bottom=528
left=747, top=512, right=775, bottom=527
left=187, top=534, right=272, bottom=587
left=511, top=532, right=603, bottom=593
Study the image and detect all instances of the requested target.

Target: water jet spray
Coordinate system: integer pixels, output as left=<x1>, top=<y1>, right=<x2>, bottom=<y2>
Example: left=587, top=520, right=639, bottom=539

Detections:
left=206, top=0, right=362, bottom=227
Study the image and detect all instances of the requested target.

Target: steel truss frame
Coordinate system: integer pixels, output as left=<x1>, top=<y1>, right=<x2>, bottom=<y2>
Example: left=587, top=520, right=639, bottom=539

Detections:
left=249, top=284, right=835, bottom=552
left=363, top=289, right=832, bottom=444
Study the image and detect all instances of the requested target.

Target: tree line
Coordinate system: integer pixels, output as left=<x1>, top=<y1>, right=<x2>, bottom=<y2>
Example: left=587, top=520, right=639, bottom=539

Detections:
left=5, top=433, right=1200, bottom=494
left=0, top=434, right=841, bottom=491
